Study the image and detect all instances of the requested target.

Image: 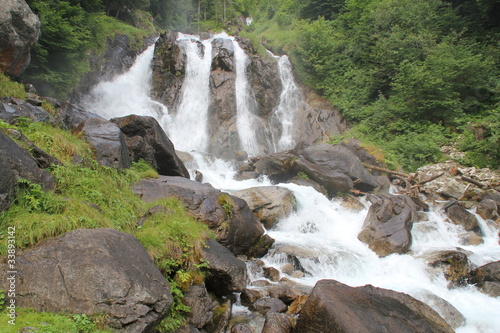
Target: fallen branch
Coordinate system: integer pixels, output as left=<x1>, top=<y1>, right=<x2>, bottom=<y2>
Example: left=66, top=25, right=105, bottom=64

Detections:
left=458, top=184, right=471, bottom=201
left=461, top=176, right=485, bottom=188
left=419, top=172, right=444, bottom=185
left=361, top=163, right=410, bottom=178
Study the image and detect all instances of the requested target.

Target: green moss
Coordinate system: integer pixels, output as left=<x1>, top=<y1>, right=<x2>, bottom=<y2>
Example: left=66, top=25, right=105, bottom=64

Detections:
left=0, top=308, right=109, bottom=333
left=218, top=194, right=234, bottom=219
left=0, top=72, right=27, bottom=99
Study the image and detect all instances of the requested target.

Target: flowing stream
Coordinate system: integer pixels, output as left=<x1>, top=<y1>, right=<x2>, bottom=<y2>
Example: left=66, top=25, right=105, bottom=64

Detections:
left=83, top=36, right=500, bottom=333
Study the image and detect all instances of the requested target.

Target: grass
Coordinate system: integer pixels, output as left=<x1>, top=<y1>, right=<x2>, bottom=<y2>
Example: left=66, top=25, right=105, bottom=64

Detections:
left=0, top=308, right=109, bottom=333
left=0, top=72, right=27, bottom=99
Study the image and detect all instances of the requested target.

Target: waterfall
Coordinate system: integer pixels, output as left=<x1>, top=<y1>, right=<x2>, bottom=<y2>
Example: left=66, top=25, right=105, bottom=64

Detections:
left=269, top=54, right=304, bottom=152
left=233, top=39, right=263, bottom=156
left=166, top=33, right=213, bottom=152
left=81, top=43, right=168, bottom=124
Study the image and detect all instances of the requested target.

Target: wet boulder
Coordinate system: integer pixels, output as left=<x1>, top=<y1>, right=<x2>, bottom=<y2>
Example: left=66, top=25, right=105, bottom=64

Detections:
left=425, top=249, right=472, bottom=287
left=358, top=193, right=417, bottom=257
left=202, top=239, right=248, bottom=296
left=232, top=186, right=296, bottom=229
left=476, top=198, right=498, bottom=221
left=443, top=200, right=480, bottom=232
left=0, top=228, right=173, bottom=332
left=251, top=151, right=297, bottom=183
left=0, top=0, right=40, bottom=76
left=111, top=114, right=189, bottom=177
left=412, top=289, right=466, bottom=329
left=251, top=297, right=287, bottom=315
left=469, top=260, right=500, bottom=297
left=132, top=176, right=274, bottom=257
left=295, top=279, right=454, bottom=333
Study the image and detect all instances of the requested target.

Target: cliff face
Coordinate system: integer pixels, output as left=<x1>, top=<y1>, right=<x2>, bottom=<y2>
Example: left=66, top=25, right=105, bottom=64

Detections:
left=0, top=0, right=40, bottom=77
left=151, top=31, right=345, bottom=159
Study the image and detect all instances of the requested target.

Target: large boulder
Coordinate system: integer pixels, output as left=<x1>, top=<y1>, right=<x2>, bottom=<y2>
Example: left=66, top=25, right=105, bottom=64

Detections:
left=132, top=176, right=274, bottom=257
left=295, top=279, right=454, bottom=333
left=0, top=130, right=55, bottom=212
left=202, top=239, right=248, bottom=295
left=469, top=260, right=500, bottom=297
left=59, top=104, right=131, bottom=169
left=411, top=289, right=466, bottom=329
left=0, top=0, right=40, bottom=76
left=358, top=194, right=417, bottom=257
left=232, top=186, right=296, bottom=229
left=111, top=114, right=189, bottom=177
left=296, top=144, right=378, bottom=194
left=443, top=200, right=480, bottom=232
left=0, top=228, right=173, bottom=332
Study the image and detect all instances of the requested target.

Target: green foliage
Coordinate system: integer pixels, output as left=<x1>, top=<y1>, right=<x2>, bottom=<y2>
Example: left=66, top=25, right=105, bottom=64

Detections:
left=24, top=0, right=92, bottom=98
left=15, top=179, right=66, bottom=214
left=0, top=290, right=5, bottom=311
left=218, top=194, right=234, bottom=219
left=0, top=72, right=27, bottom=99
left=0, top=308, right=110, bottom=333
left=155, top=280, right=190, bottom=332
left=458, top=108, right=500, bottom=169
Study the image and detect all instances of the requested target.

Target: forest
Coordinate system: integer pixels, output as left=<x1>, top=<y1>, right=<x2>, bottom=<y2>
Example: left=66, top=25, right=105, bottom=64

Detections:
left=21, top=0, right=500, bottom=171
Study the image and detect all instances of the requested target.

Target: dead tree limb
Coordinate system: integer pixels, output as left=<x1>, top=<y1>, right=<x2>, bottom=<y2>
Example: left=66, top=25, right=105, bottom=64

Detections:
left=361, top=163, right=410, bottom=178
left=461, top=176, right=485, bottom=188
left=419, top=172, right=444, bottom=185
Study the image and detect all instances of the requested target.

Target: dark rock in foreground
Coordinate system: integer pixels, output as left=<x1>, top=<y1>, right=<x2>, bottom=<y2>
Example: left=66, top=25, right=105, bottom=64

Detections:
left=295, top=279, right=454, bottom=333
left=111, top=114, right=189, bottom=177
left=0, top=228, right=173, bottom=332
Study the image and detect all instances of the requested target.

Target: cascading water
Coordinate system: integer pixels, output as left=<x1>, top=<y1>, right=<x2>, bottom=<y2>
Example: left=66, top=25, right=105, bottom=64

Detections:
left=233, top=39, right=263, bottom=156
left=166, top=33, right=213, bottom=152
left=81, top=43, right=169, bottom=124
left=82, top=33, right=500, bottom=333
left=269, top=53, right=304, bottom=152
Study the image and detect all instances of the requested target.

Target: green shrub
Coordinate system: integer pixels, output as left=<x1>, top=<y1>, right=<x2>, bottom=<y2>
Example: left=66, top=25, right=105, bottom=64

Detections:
left=0, top=72, right=27, bottom=99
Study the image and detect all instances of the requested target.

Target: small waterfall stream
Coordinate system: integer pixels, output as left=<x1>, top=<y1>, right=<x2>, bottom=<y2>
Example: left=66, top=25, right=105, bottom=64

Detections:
left=82, top=36, right=500, bottom=333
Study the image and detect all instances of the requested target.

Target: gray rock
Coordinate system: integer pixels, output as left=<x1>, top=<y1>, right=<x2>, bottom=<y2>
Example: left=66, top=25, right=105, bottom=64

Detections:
left=412, top=289, right=466, bottom=329
left=444, top=201, right=479, bottom=232
left=0, top=0, right=40, bottom=76
left=0, top=131, right=55, bottom=212
left=183, top=284, right=217, bottom=329
left=440, top=179, right=466, bottom=199
left=262, top=312, right=292, bottom=333
left=469, top=260, right=500, bottom=297
left=251, top=297, right=287, bottom=315
left=0, top=228, right=173, bottom=332
left=202, top=239, right=248, bottom=296
left=132, top=176, right=274, bottom=257
left=111, top=114, right=189, bottom=177
left=0, top=97, right=53, bottom=124
left=358, top=193, right=417, bottom=257
left=232, top=186, right=296, bottom=229
left=477, top=198, right=498, bottom=221
left=295, top=279, right=454, bottom=333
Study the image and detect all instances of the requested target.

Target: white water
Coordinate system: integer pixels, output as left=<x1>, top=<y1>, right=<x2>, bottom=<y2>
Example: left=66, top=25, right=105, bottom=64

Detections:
left=233, top=39, right=263, bottom=156
left=269, top=54, right=304, bottom=152
left=166, top=34, right=214, bottom=152
left=81, top=43, right=169, bottom=124
left=82, top=35, right=500, bottom=333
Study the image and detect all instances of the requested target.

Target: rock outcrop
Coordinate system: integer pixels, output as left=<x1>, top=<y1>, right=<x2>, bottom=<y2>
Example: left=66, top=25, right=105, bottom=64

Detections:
left=232, top=186, right=296, bottom=229
left=132, top=176, right=274, bottom=257
left=111, top=114, right=189, bottom=177
left=358, top=193, right=417, bottom=257
left=0, top=228, right=173, bottom=332
left=469, top=260, right=500, bottom=297
left=59, top=104, right=131, bottom=169
left=295, top=279, right=454, bottom=333
left=0, top=130, right=55, bottom=212
left=0, top=0, right=40, bottom=76
left=0, top=96, right=54, bottom=124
